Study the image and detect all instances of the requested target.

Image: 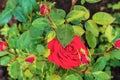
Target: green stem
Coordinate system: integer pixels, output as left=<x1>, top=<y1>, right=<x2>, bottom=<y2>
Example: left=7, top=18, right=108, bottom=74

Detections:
left=46, top=15, right=57, bottom=30
left=8, top=50, right=18, bottom=58
left=44, top=0, right=46, bottom=4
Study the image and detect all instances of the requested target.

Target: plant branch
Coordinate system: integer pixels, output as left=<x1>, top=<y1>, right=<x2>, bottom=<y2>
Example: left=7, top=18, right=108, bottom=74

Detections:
left=8, top=50, right=18, bottom=58
left=46, top=15, right=57, bottom=31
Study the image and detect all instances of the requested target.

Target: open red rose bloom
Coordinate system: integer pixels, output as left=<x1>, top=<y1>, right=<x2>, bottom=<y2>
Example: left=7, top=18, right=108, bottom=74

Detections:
left=48, top=36, right=90, bottom=69
left=0, top=41, right=8, bottom=51
left=114, top=39, right=120, bottom=49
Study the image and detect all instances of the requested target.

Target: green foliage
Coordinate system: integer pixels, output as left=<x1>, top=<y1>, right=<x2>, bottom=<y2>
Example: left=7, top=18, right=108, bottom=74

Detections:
left=0, top=0, right=120, bottom=80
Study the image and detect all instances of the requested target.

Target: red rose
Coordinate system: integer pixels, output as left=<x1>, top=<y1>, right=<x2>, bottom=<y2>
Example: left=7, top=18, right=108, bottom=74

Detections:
left=40, top=5, right=50, bottom=16
left=25, top=54, right=36, bottom=64
left=114, top=39, right=120, bottom=49
left=48, top=36, right=90, bottom=69
left=0, top=41, right=8, bottom=51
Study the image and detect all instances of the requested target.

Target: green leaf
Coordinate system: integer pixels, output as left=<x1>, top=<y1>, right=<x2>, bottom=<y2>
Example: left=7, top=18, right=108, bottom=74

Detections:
left=50, top=74, right=61, bottom=80
left=93, top=71, right=111, bottom=80
left=105, top=25, right=118, bottom=42
left=66, top=10, right=85, bottom=22
left=0, top=51, right=9, bottom=57
left=0, top=24, right=9, bottom=36
left=86, top=31, right=97, bottom=48
left=21, top=0, right=33, bottom=16
left=30, top=18, right=49, bottom=37
left=84, top=74, right=94, bottom=80
left=92, top=57, right=106, bottom=72
left=46, top=31, right=56, bottom=42
left=50, top=9, right=66, bottom=26
left=86, top=0, right=101, bottom=3
left=24, top=69, right=33, bottom=78
left=64, top=74, right=80, bottom=80
left=0, top=8, right=12, bottom=25
left=57, top=24, right=74, bottom=47
left=8, top=36, right=18, bottom=48
left=85, top=20, right=99, bottom=37
left=110, top=50, right=120, bottom=60
left=92, top=12, right=115, bottom=25
left=0, top=56, right=10, bottom=66
left=13, top=6, right=27, bottom=22
left=8, top=24, right=19, bottom=38
left=8, top=61, right=20, bottom=79
left=110, top=59, right=120, bottom=67
left=17, top=31, right=31, bottom=49
left=81, top=0, right=86, bottom=4
left=6, top=0, right=18, bottom=9
left=72, top=25, right=85, bottom=36
left=42, top=48, right=50, bottom=58
left=36, top=44, right=45, bottom=55
left=74, top=5, right=90, bottom=20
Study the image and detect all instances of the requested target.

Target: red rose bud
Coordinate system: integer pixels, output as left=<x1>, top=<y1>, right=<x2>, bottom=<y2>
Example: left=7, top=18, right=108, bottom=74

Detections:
left=25, top=54, right=36, bottom=64
left=114, top=39, right=120, bottom=49
left=40, top=5, right=50, bottom=16
left=0, top=41, right=8, bottom=51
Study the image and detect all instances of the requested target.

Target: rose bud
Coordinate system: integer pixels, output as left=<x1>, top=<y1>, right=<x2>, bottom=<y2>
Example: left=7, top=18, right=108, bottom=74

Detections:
left=48, top=35, right=90, bottom=69
left=0, top=41, right=8, bottom=51
left=25, top=54, right=36, bottom=64
left=114, top=39, right=120, bottom=49
left=40, top=5, right=50, bottom=16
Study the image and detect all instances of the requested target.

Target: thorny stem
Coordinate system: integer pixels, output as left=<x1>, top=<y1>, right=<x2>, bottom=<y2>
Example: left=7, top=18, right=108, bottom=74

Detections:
left=46, top=15, right=57, bottom=30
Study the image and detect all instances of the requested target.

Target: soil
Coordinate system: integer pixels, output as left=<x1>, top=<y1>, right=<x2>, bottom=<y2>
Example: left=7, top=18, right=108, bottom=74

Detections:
left=0, top=0, right=120, bottom=80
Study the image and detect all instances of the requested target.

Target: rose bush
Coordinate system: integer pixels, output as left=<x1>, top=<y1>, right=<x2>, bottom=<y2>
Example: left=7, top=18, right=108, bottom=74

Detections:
left=0, top=0, right=120, bottom=80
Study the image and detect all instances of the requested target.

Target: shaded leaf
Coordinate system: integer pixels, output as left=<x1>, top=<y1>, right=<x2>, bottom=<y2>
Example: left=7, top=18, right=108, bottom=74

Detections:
left=57, top=24, right=74, bottom=47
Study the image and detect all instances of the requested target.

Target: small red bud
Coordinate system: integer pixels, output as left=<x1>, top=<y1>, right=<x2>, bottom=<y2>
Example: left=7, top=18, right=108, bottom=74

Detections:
left=0, top=42, right=8, bottom=51
left=40, top=5, right=50, bottom=16
left=114, top=39, right=120, bottom=49
left=25, top=54, right=36, bottom=64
